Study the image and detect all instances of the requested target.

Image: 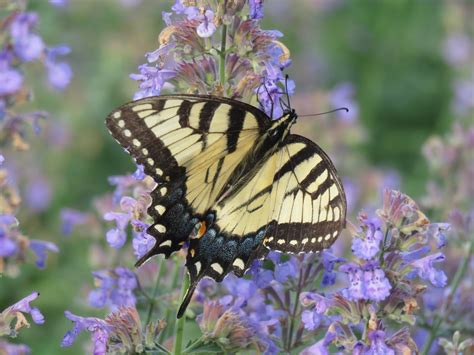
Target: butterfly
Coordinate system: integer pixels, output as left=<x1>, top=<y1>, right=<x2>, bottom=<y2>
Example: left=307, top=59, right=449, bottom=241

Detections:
left=106, top=94, right=346, bottom=318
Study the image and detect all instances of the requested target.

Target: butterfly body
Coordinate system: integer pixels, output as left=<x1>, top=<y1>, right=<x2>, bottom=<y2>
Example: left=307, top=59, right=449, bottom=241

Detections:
left=106, top=94, right=346, bottom=317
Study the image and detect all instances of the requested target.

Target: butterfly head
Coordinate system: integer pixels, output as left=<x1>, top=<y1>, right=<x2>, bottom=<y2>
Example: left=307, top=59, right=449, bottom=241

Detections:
left=268, top=108, right=297, bottom=143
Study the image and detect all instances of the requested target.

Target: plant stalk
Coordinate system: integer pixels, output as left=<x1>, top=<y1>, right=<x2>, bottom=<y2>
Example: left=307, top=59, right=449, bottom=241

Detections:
left=173, top=269, right=190, bottom=355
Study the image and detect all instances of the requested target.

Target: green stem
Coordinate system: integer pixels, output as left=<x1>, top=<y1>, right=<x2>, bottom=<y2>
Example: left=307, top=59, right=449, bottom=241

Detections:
left=173, top=270, right=189, bottom=355
left=287, top=269, right=303, bottom=351
left=420, top=238, right=473, bottom=355
left=161, top=257, right=183, bottom=342
left=219, top=24, right=227, bottom=87
left=378, top=225, right=391, bottom=266
left=145, top=257, right=166, bottom=325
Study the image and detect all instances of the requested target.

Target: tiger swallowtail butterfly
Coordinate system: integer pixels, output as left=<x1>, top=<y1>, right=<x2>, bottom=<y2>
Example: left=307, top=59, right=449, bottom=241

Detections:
left=106, top=94, right=346, bottom=318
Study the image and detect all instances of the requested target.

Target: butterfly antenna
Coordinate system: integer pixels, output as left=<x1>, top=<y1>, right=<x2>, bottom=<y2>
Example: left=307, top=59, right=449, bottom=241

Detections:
left=285, top=74, right=292, bottom=110
left=299, top=107, right=349, bottom=118
left=256, top=82, right=264, bottom=110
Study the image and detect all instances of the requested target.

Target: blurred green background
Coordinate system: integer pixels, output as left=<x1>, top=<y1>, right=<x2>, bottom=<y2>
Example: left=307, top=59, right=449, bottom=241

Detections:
left=0, top=0, right=465, bottom=353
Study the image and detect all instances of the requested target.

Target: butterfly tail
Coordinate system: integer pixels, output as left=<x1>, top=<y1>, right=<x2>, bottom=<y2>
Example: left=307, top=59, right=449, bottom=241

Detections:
left=177, top=277, right=199, bottom=318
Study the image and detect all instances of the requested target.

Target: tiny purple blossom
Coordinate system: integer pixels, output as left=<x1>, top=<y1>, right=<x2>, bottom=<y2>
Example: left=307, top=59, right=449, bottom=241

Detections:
left=10, top=13, right=45, bottom=62
left=0, top=67, right=23, bottom=96
left=60, top=208, right=88, bottom=235
left=132, top=229, right=154, bottom=259
left=61, top=311, right=110, bottom=354
left=352, top=218, right=384, bottom=260
left=104, top=212, right=130, bottom=230
left=29, top=239, right=59, bottom=268
left=6, top=292, right=45, bottom=325
left=89, top=267, right=137, bottom=310
left=411, top=252, right=448, bottom=287
left=132, top=164, right=145, bottom=180
left=368, top=330, right=395, bottom=355
left=196, top=10, right=217, bottom=38
left=362, top=262, right=391, bottom=302
left=301, top=325, right=337, bottom=355
left=321, top=251, right=344, bottom=287
left=105, top=228, right=127, bottom=249
left=340, top=263, right=366, bottom=300
left=249, top=0, right=265, bottom=19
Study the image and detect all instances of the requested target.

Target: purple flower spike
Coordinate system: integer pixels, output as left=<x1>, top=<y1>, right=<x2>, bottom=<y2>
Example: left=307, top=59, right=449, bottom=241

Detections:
left=61, top=311, right=110, bottom=354
left=29, top=239, right=59, bottom=268
left=411, top=252, right=448, bottom=287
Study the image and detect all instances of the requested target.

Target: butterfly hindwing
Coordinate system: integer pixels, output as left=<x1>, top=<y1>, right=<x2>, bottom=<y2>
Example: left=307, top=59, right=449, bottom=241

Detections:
left=106, top=95, right=270, bottom=263
left=181, top=134, right=346, bottom=315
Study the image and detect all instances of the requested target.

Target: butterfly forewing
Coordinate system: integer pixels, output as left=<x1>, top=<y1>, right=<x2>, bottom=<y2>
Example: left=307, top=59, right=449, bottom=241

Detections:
left=106, top=95, right=270, bottom=263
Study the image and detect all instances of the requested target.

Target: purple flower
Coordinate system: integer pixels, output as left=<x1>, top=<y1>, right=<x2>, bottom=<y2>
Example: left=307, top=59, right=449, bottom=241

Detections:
left=132, top=229, right=155, bottom=259
left=196, top=10, right=217, bottom=38
left=321, top=251, right=344, bottom=287
left=0, top=342, right=30, bottom=354
left=329, top=82, right=359, bottom=122
left=426, top=223, right=450, bottom=249
left=352, top=218, right=384, bottom=260
left=29, top=239, right=59, bottom=268
left=362, top=262, right=391, bottom=302
left=249, top=0, right=265, bottom=19
left=25, top=176, right=52, bottom=212
left=300, top=292, right=331, bottom=331
left=88, top=267, right=137, bottom=310
left=0, top=215, right=19, bottom=257
left=301, top=324, right=337, bottom=355
left=45, top=46, right=73, bottom=90
left=0, top=67, right=23, bottom=96
left=411, top=252, right=448, bottom=287
left=340, top=263, right=366, bottom=300
left=49, top=0, right=69, bottom=7
left=10, top=13, right=45, bottom=62
left=132, top=164, right=145, bottom=180
left=61, top=311, right=110, bottom=354
left=2, top=292, right=45, bottom=326
left=368, top=330, right=395, bottom=355
left=105, top=228, right=127, bottom=248
left=248, top=260, right=273, bottom=288
left=60, top=208, right=88, bottom=235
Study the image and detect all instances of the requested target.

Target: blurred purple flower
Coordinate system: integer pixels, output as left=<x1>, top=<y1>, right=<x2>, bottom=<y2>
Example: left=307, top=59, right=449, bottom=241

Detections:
left=60, top=208, right=88, bottom=235
left=61, top=311, right=110, bottom=353
left=88, top=267, right=137, bottom=310
left=249, top=0, right=265, bottom=19
left=329, top=82, right=359, bottom=122
left=443, top=33, right=471, bottom=66
left=29, top=239, right=59, bottom=269
left=10, top=13, right=45, bottom=62
left=49, top=0, right=69, bottom=7
left=411, top=252, right=447, bottom=287
left=0, top=67, right=23, bottom=96
left=105, top=228, right=127, bottom=249
left=45, top=46, right=73, bottom=90
left=300, top=292, right=331, bottom=331
left=352, top=217, right=383, bottom=260
left=0, top=215, right=19, bottom=257
left=0, top=342, right=30, bottom=354
left=25, top=176, right=52, bottom=212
